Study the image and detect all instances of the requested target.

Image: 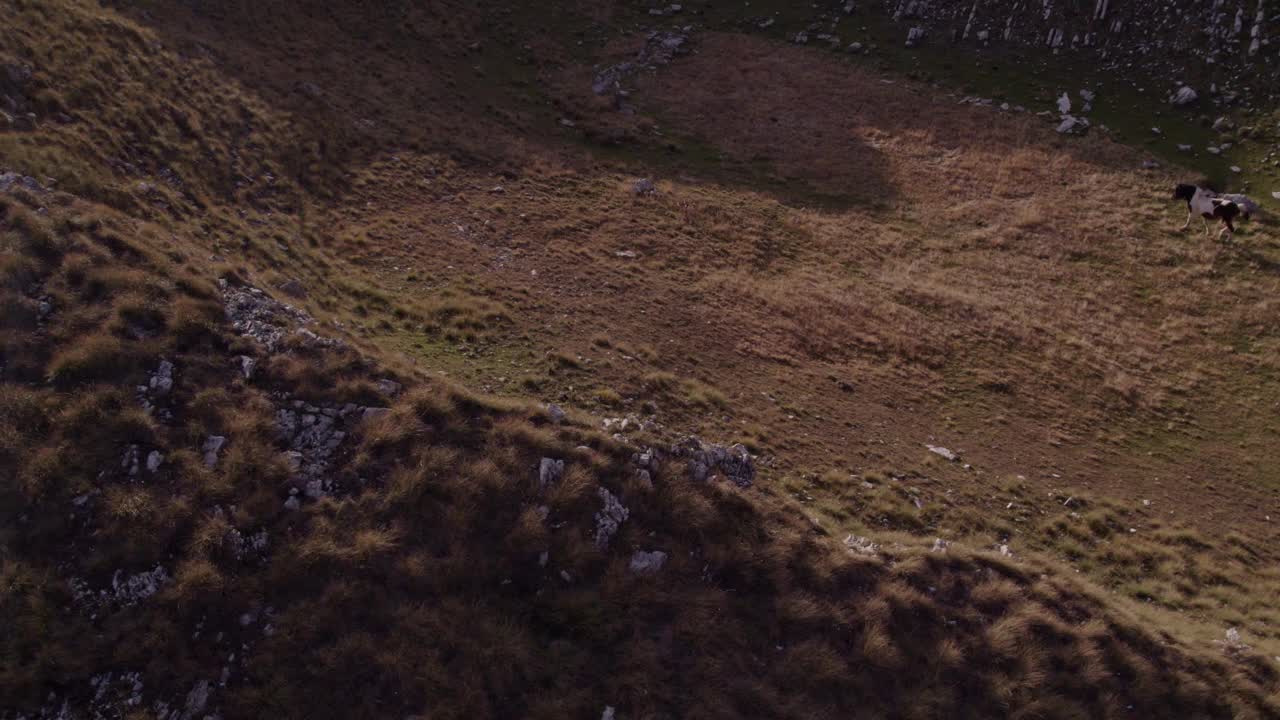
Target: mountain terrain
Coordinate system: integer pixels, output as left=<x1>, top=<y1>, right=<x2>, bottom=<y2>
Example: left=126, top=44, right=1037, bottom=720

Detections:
left=3, top=1, right=1280, bottom=718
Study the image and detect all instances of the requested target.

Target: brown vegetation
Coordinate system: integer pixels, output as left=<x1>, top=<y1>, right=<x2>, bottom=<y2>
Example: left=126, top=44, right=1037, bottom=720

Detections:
left=2, top=0, right=1280, bottom=718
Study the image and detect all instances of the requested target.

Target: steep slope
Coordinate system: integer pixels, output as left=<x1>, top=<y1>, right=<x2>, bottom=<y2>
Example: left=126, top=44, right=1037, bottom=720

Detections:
left=3, top=1, right=1280, bottom=718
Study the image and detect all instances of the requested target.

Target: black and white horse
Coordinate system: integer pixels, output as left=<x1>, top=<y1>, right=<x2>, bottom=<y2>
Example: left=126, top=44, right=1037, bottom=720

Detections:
left=1173, top=184, right=1250, bottom=241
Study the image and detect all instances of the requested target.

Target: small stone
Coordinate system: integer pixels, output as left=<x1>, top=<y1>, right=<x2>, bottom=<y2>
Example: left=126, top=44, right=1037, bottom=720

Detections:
left=375, top=378, right=402, bottom=397
left=629, top=550, right=668, bottom=575
left=931, top=538, right=950, bottom=552
left=362, top=407, right=391, bottom=421
left=278, top=279, right=307, bottom=298
left=1207, top=146, right=1222, bottom=155
left=1079, top=88, right=1096, bottom=102
left=1230, top=165, right=1242, bottom=173
left=203, top=436, right=227, bottom=468
left=905, top=27, right=925, bottom=47
left=145, top=451, right=163, bottom=473
left=602, top=707, right=617, bottom=720
left=539, top=457, right=564, bottom=490
left=1177, top=144, right=1192, bottom=152
left=847, top=41, right=864, bottom=52
left=545, top=404, right=566, bottom=424
left=632, top=178, right=656, bottom=195
left=284, top=495, right=301, bottom=511
left=1170, top=86, right=1198, bottom=106
left=1056, top=93, right=1071, bottom=114
left=237, top=355, right=256, bottom=380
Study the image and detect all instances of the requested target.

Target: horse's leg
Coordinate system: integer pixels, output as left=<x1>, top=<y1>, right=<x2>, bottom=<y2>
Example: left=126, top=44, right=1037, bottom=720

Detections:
left=1181, top=208, right=1191, bottom=230
left=1203, top=216, right=1211, bottom=237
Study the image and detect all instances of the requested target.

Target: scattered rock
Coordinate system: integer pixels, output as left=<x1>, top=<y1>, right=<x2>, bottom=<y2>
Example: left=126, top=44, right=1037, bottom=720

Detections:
left=905, top=27, right=925, bottom=47
left=1055, top=115, right=1088, bottom=134
left=545, top=404, right=566, bottom=424
left=1230, top=165, right=1242, bottom=173
left=931, top=538, right=950, bottom=552
left=1177, top=144, right=1192, bottom=152
left=111, top=565, right=169, bottom=606
left=237, top=355, right=256, bottom=380
left=847, top=41, right=864, bottom=52
left=1212, top=116, right=1235, bottom=133
left=1207, top=146, right=1222, bottom=155
left=601, top=707, right=617, bottom=720
left=671, top=436, right=755, bottom=487
left=629, top=550, right=668, bottom=575
left=1056, top=92, right=1071, bottom=113
left=278, top=278, right=307, bottom=298
left=375, top=378, right=402, bottom=397
left=220, top=281, right=333, bottom=352
left=0, top=171, right=45, bottom=194
left=150, top=359, right=175, bottom=397
left=539, top=457, right=565, bottom=490
left=632, top=177, right=656, bottom=195
left=927, top=445, right=959, bottom=461
left=1140, top=159, right=1160, bottom=170
left=1079, top=88, right=1096, bottom=102
left=362, top=407, right=391, bottom=421
left=594, top=486, right=629, bottom=549
left=202, top=436, right=227, bottom=468
left=145, top=451, right=163, bottom=473
left=181, top=680, right=210, bottom=720
left=1170, top=86, right=1198, bottom=106
left=843, top=534, right=880, bottom=556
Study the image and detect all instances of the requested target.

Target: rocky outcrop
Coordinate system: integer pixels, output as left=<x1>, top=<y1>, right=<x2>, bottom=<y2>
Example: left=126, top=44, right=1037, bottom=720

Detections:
left=594, top=486, right=630, bottom=549
left=670, top=436, right=756, bottom=487
left=875, top=0, right=1275, bottom=104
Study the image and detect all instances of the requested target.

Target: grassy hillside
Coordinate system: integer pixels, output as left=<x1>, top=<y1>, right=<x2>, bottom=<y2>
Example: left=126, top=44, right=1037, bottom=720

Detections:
left=3, top=1, right=1280, bottom=718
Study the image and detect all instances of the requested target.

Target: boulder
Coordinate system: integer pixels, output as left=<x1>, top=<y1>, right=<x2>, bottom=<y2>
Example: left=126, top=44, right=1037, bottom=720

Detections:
left=928, top=444, right=959, bottom=461
left=629, top=550, right=668, bottom=575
